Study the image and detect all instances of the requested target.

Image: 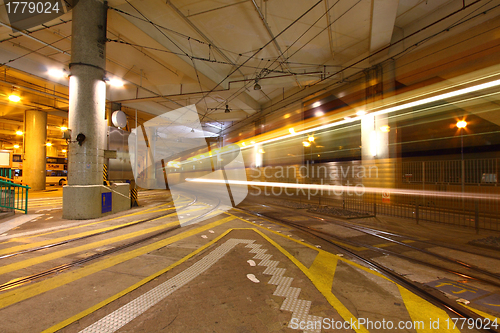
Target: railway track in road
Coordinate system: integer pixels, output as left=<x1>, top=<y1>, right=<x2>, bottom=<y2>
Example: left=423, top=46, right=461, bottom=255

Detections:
left=233, top=204, right=500, bottom=333
left=0, top=195, right=194, bottom=260
left=0, top=194, right=222, bottom=292
left=246, top=202, right=500, bottom=286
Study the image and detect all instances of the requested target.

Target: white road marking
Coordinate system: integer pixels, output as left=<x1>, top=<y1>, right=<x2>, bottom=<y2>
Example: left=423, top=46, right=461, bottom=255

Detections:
left=246, top=274, right=260, bottom=283
left=79, top=239, right=255, bottom=333
left=247, top=260, right=256, bottom=266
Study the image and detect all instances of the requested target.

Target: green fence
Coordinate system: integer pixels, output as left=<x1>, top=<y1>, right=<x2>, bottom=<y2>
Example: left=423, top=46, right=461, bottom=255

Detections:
left=0, top=179, right=30, bottom=214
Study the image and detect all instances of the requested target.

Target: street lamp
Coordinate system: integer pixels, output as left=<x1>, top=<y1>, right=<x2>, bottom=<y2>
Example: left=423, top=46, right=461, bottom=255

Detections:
left=456, top=120, right=467, bottom=208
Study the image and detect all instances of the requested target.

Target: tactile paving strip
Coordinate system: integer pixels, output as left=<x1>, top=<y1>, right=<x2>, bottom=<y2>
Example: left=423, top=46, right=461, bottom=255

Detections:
left=79, top=238, right=255, bottom=333
left=245, top=243, right=323, bottom=333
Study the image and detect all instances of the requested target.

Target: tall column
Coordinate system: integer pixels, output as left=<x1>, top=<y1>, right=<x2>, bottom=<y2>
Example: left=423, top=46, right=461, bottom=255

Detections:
left=24, top=110, right=47, bottom=190
left=63, top=0, right=108, bottom=219
left=361, top=62, right=397, bottom=203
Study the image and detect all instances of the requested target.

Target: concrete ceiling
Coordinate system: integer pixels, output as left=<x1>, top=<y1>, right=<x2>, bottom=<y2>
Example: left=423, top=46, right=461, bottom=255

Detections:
left=0, top=0, right=498, bottom=146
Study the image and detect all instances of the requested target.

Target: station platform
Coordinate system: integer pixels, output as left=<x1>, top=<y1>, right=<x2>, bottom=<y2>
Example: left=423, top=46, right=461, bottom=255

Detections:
left=0, top=190, right=499, bottom=332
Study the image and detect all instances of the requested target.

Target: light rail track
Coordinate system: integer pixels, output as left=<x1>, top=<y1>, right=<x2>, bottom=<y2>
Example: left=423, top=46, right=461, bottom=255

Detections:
left=0, top=193, right=222, bottom=292
left=234, top=205, right=499, bottom=333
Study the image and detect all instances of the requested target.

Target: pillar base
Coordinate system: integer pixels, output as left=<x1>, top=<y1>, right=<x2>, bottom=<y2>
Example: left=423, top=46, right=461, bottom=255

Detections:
left=63, top=184, right=130, bottom=219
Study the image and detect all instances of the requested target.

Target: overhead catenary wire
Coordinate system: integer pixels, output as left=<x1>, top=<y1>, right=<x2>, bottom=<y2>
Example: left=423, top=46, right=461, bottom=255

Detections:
left=221, top=0, right=492, bottom=134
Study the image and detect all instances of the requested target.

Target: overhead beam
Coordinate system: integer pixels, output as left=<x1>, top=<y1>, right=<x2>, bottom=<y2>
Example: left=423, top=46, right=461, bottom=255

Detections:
left=369, top=0, right=399, bottom=57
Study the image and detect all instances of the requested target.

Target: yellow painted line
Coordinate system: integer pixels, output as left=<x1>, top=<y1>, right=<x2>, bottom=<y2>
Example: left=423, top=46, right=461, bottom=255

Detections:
left=397, top=286, right=460, bottom=333
left=0, top=219, right=182, bottom=277
left=41, top=227, right=235, bottom=333
left=460, top=304, right=500, bottom=322
left=0, top=216, right=234, bottom=310
left=0, top=200, right=180, bottom=245
left=0, top=207, right=186, bottom=256
left=373, top=240, right=415, bottom=249
left=248, top=228, right=369, bottom=333
left=228, top=212, right=465, bottom=331
left=330, top=240, right=368, bottom=252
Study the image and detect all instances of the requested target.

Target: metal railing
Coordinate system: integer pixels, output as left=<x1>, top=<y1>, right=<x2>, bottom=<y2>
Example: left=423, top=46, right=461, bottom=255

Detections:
left=247, top=157, right=500, bottom=231
left=0, top=177, right=30, bottom=214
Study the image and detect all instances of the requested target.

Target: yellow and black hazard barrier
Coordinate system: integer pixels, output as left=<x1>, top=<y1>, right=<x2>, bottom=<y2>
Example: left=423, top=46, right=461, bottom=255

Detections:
left=130, top=188, right=138, bottom=207
left=103, top=164, right=111, bottom=186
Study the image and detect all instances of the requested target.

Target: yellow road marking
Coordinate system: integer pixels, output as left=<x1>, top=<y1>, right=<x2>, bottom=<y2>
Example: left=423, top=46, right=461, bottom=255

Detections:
left=42, top=227, right=236, bottom=333
left=397, top=286, right=460, bottom=333
left=0, top=216, right=234, bottom=310
left=0, top=219, right=184, bottom=276
left=0, top=199, right=182, bottom=245
left=228, top=212, right=464, bottom=331
left=330, top=240, right=368, bottom=252
left=0, top=206, right=185, bottom=256
left=374, top=240, right=415, bottom=248
left=247, top=228, right=369, bottom=333
left=460, top=304, right=500, bottom=322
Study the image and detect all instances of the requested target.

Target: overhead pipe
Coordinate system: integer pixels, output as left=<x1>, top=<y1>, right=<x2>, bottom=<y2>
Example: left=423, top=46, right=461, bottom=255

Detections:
left=0, top=22, right=70, bottom=56
left=113, top=71, right=324, bottom=104
left=0, top=79, right=69, bottom=101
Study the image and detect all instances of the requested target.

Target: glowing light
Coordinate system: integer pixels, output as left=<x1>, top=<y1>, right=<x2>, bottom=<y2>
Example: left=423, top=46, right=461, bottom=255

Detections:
left=315, top=111, right=324, bottom=117
left=289, top=128, right=295, bottom=134
left=284, top=114, right=290, bottom=119
left=308, top=136, right=315, bottom=142
left=302, top=141, right=311, bottom=147
left=258, top=148, right=265, bottom=154
left=48, top=69, right=66, bottom=78
left=46, top=142, right=52, bottom=147
left=380, top=125, right=390, bottom=132
left=239, top=78, right=500, bottom=152
left=242, top=142, right=246, bottom=146
left=108, top=78, right=124, bottom=87
left=344, top=116, right=353, bottom=121
left=185, top=178, right=500, bottom=201
left=62, top=149, right=67, bottom=153
left=456, top=120, right=467, bottom=129
left=356, top=110, right=367, bottom=116
left=16, top=130, right=23, bottom=136
left=251, top=141, right=255, bottom=144
left=370, top=131, right=377, bottom=157
left=13, top=145, right=19, bottom=149
left=60, top=126, right=68, bottom=131
left=8, top=95, right=20, bottom=102
left=312, top=101, right=321, bottom=108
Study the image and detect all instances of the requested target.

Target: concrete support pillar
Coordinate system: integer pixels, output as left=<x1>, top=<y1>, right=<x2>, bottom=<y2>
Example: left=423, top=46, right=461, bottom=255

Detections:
left=24, top=110, right=47, bottom=190
left=361, top=61, right=397, bottom=203
left=63, top=0, right=108, bottom=219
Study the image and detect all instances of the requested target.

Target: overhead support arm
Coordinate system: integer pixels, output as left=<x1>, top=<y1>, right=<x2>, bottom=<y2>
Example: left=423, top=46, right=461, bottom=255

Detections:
left=250, top=0, right=302, bottom=88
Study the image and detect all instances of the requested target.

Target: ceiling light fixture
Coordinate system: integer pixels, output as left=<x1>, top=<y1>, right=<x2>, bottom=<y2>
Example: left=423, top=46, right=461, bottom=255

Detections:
left=8, top=88, right=21, bottom=102
left=13, top=144, right=19, bottom=149
left=254, top=80, right=261, bottom=90
left=48, top=69, right=66, bottom=78
left=16, top=130, right=23, bottom=136
left=225, top=105, right=230, bottom=113
left=108, top=78, right=124, bottom=87
left=46, top=142, right=52, bottom=147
